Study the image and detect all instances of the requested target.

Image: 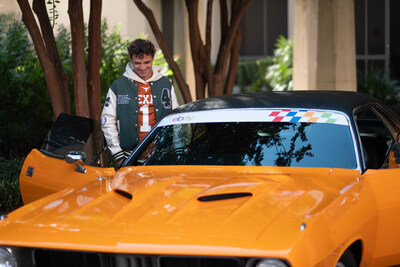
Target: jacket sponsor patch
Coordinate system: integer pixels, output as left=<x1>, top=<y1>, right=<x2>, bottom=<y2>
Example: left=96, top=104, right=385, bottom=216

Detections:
left=104, top=96, right=111, bottom=107
left=117, top=95, right=130, bottom=104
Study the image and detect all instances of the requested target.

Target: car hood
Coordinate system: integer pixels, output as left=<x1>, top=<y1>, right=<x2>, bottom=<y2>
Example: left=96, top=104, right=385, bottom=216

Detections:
left=1, top=166, right=362, bottom=255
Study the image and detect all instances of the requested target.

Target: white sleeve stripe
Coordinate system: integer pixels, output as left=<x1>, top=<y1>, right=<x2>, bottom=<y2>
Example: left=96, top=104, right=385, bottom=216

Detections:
left=101, top=89, right=123, bottom=156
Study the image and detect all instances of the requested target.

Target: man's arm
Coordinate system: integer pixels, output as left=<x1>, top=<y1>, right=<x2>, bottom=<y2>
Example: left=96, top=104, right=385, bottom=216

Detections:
left=170, top=85, right=180, bottom=109
left=101, top=89, right=125, bottom=162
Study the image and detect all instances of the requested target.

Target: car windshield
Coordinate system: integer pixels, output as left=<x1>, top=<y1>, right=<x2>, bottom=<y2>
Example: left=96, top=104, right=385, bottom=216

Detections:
left=127, top=109, right=357, bottom=169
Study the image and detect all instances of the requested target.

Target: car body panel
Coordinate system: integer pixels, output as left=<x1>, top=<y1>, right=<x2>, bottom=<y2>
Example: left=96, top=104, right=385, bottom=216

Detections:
left=3, top=164, right=400, bottom=265
left=1, top=166, right=370, bottom=263
left=19, top=149, right=115, bottom=204
left=2, top=91, right=400, bottom=266
left=364, top=168, right=400, bottom=265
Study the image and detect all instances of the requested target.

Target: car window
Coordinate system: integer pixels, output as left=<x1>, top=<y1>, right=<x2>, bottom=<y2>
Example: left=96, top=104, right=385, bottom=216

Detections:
left=127, top=109, right=357, bottom=169
left=374, top=106, right=400, bottom=141
left=40, top=113, right=104, bottom=166
left=355, top=107, right=398, bottom=169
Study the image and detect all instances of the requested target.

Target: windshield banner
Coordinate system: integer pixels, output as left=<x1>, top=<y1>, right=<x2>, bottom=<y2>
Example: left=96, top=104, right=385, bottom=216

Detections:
left=160, top=109, right=349, bottom=126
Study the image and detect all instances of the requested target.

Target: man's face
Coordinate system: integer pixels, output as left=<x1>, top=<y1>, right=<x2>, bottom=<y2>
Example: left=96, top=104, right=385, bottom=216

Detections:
left=131, top=54, right=154, bottom=81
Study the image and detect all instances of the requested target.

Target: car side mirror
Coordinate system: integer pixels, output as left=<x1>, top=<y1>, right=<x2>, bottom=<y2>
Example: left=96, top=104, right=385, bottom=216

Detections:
left=65, top=151, right=87, bottom=174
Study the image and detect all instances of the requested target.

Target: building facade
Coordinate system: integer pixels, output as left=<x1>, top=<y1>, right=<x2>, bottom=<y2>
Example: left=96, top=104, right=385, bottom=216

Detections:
left=2, top=0, right=399, bottom=99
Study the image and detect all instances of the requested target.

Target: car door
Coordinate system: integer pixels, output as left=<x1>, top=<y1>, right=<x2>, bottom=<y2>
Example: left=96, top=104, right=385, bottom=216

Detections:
left=356, top=105, right=400, bottom=264
left=19, top=113, right=115, bottom=204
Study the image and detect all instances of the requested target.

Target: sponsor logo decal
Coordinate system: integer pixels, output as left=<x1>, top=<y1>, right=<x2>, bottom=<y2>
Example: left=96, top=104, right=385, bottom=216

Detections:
left=172, top=116, right=194, bottom=122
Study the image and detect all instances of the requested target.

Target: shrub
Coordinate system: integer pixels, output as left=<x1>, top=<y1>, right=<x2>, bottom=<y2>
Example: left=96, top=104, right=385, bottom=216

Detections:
left=100, top=22, right=131, bottom=99
left=0, top=14, right=53, bottom=158
left=357, top=67, right=400, bottom=116
left=265, top=36, right=293, bottom=91
left=237, top=58, right=273, bottom=92
left=0, top=155, right=24, bottom=214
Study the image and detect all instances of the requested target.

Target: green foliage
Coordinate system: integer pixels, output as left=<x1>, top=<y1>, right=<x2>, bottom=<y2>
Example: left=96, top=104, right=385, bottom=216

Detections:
left=265, top=36, right=293, bottom=91
left=0, top=155, right=24, bottom=213
left=154, top=49, right=176, bottom=79
left=0, top=14, right=53, bottom=158
left=357, top=67, right=400, bottom=115
left=236, top=36, right=293, bottom=93
left=100, top=22, right=131, bottom=99
left=237, top=58, right=273, bottom=92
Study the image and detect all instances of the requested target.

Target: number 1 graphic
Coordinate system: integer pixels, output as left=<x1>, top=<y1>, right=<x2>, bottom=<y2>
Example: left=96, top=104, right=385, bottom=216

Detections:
left=139, top=105, right=151, bottom=132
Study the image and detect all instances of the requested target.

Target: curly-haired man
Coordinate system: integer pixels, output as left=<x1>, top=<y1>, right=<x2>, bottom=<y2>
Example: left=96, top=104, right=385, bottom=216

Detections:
left=101, top=39, right=179, bottom=166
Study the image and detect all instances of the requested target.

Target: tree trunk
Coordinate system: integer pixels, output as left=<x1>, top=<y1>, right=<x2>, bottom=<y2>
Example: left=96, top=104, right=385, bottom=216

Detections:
left=88, top=0, right=106, bottom=167
left=133, top=0, right=192, bottom=103
left=185, top=0, right=210, bottom=99
left=68, top=0, right=90, bottom=117
left=88, top=0, right=102, bottom=121
left=32, top=0, right=70, bottom=114
left=214, top=0, right=251, bottom=96
left=17, top=0, right=66, bottom=118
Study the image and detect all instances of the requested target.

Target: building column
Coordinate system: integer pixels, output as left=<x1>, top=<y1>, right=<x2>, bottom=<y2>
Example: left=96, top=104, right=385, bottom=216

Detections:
left=293, top=0, right=357, bottom=91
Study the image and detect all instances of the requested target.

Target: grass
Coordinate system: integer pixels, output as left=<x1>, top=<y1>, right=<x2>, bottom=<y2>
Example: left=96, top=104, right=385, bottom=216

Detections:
left=0, top=155, right=24, bottom=214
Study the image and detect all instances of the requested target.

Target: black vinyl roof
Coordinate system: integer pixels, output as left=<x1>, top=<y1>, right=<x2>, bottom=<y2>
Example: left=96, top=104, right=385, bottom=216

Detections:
left=172, top=90, right=388, bottom=117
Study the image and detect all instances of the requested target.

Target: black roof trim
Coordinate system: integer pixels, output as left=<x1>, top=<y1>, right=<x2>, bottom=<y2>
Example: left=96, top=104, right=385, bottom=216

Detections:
left=171, top=91, right=390, bottom=118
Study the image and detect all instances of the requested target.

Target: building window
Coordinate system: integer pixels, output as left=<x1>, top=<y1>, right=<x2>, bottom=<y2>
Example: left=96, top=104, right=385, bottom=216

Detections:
left=239, top=0, right=288, bottom=59
left=390, top=0, right=400, bottom=81
left=162, top=0, right=174, bottom=53
left=355, top=0, right=389, bottom=78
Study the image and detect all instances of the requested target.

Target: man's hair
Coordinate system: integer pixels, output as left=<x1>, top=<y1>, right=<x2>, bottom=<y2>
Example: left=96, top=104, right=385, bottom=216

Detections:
left=128, top=39, right=156, bottom=59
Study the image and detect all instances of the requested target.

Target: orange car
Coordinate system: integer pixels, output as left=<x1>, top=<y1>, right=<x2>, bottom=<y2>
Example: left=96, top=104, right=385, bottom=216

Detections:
left=1, top=91, right=400, bottom=267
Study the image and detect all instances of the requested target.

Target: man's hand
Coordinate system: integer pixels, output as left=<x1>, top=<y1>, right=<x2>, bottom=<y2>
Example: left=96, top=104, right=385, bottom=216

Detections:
left=117, top=159, right=124, bottom=167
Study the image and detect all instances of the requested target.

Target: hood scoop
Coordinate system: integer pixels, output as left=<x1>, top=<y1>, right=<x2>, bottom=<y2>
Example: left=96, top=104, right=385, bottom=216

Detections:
left=114, top=189, right=133, bottom=200
left=198, top=192, right=252, bottom=202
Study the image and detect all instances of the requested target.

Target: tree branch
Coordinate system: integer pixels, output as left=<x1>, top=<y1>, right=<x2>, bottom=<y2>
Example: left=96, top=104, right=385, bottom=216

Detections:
left=214, top=0, right=251, bottom=95
left=133, top=0, right=192, bottom=103
left=219, top=0, right=228, bottom=44
left=185, top=0, right=214, bottom=98
left=32, top=0, right=70, bottom=113
left=205, top=0, right=213, bottom=49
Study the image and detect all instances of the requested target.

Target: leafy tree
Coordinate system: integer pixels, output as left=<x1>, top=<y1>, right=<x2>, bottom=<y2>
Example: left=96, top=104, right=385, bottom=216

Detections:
left=16, top=0, right=103, bottom=165
left=133, top=0, right=252, bottom=101
left=16, top=0, right=101, bottom=120
left=1, top=14, right=175, bottom=159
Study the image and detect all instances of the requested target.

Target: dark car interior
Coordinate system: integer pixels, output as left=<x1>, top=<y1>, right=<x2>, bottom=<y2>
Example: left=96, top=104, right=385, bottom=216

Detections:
left=357, top=119, right=391, bottom=169
left=355, top=107, right=398, bottom=169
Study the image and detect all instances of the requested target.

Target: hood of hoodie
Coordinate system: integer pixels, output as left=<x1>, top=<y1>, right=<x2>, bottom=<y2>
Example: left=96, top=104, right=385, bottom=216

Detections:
left=123, top=63, right=164, bottom=83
